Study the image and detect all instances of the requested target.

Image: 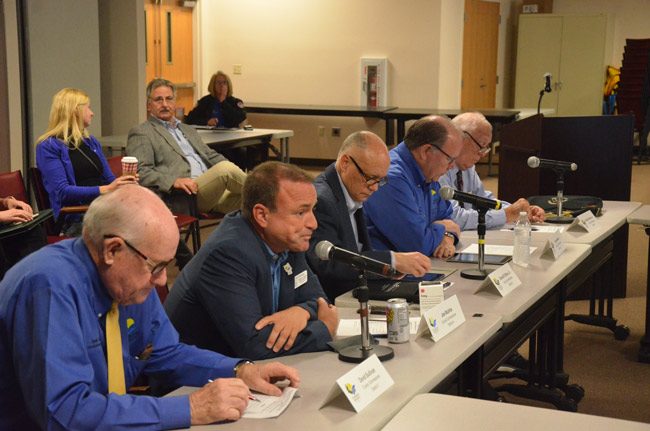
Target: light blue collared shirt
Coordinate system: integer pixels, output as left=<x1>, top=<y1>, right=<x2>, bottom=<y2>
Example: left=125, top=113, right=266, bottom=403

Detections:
left=262, top=242, right=289, bottom=313
left=153, top=117, right=208, bottom=178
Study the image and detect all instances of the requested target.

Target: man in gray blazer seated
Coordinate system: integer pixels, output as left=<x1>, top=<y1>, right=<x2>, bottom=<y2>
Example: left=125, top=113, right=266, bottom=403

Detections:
left=307, top=131, right=431, bottom=301
left=127, top=78, right=246, bottom=216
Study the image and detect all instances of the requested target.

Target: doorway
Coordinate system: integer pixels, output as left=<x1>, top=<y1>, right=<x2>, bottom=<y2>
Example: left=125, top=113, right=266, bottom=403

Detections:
left=461, top=0, right=500, bottom=109
left=145, top=0, right=194, bottom=117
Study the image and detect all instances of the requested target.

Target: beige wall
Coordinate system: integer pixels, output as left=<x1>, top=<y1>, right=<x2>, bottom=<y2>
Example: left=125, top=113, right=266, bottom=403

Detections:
left=2, top=0, right=22, bottom=171
left=26, top=0, right=102, bottom=149
left=98, top=0, right=147, bottom=136
left=198, top=0, right=449, bottom=108
left=554, top=0, right=650, bottom=67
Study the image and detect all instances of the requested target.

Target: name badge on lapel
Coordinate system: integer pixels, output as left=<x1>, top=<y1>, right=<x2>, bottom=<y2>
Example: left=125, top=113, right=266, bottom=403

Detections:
left=294, top=270, right=308, bottom=289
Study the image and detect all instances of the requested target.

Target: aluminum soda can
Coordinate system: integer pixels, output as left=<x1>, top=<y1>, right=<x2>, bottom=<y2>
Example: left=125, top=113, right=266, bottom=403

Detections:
left=386, top=298, right=410, bottom=343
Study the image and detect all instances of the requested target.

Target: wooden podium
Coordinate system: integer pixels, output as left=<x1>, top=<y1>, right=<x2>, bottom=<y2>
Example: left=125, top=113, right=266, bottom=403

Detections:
left=498, top=114, right=635, bottom=298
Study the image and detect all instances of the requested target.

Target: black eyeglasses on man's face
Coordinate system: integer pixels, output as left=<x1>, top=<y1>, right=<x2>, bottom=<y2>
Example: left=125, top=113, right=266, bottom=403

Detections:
left=348, top=155, right=387, bottom=187
left=463, top=131, right=491, bottom=156
left=430, top=144, right=457, bottom=164
left=104, top=235, right=171, bottom=276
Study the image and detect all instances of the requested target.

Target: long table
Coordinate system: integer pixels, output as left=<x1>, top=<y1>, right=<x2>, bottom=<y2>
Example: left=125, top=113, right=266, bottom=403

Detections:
left=245, top=103, right=520, bottom=147
left=627, top=205, right=650, bottom=363
left=462, top=200, right=642, bottom=341
left=383, top=394, right=649, bottom=431
left=168, top=312, right=502, bottom=431
left=99, top=127, right=293, bottom=164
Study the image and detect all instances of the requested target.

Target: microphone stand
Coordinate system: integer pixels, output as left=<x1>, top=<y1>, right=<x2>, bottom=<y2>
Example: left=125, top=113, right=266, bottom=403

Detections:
left=461, top=208, right=494, bottom=280
left=338, top=271, right=395, bottom=363
left=537, top=88, right=545, bottom=115
left=545, top=168, right=574, bottom=224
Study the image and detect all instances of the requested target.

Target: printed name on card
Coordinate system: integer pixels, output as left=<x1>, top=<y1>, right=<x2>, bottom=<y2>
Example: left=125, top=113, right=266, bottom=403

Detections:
left=567, top=210, right=597, bottom=232
left=319, top=354, right=394, bottom=413
left=540, top=233, right=566, bottom=260
left=416, top=295, right=466, bottom=342
left=474, top=263, right=522, bottom=297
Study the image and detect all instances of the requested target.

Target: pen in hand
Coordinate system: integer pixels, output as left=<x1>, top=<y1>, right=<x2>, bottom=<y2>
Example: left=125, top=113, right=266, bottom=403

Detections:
left=207, top=379, right=261, bottom=402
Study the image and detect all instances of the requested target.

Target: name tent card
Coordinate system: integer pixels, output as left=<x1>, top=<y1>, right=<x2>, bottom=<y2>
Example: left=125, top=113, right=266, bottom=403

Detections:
left=416, top=295, right=466, bottom=342
left=540, top=233, right=567, bottom=260
left=475, top=263, right=521, bottom=297
left=320, top=354, right=394, bottom=413
left=567, top=210, right=598, bottom=232
left=418, top=281, right=445, bottom=315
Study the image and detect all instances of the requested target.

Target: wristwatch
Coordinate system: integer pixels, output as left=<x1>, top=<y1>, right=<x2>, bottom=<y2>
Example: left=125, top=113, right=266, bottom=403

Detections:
left=233, top=360, right=255, bottom=377
left=443, top=231, right=458, bottom=245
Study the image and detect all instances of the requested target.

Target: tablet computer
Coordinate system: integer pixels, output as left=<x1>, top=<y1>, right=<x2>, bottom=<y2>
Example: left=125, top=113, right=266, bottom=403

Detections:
left=446, top=253, right=512, bottom=265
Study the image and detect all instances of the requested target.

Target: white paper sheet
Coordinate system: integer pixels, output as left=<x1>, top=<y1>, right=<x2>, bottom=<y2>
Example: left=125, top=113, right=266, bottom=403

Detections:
left=242, top=386, right=299, bottom=419
left=337, top=318, right=421, bottom=337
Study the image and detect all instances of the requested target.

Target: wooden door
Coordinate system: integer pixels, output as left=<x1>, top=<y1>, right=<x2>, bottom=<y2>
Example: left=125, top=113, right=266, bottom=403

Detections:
left=461, top=0, right=500, bottom=109
left=557, top=15, right=606, bottom=116
left=145, top=0, right=194, bottom=118
left=514, top=15, right=562, bottom=112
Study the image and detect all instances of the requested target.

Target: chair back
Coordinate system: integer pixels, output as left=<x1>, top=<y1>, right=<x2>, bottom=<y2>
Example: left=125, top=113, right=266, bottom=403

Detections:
left=29, top=167, right=52, bottom=211
left=0, top=170, right=28, bottom=203
left=107, top=156, right=122, bottom=176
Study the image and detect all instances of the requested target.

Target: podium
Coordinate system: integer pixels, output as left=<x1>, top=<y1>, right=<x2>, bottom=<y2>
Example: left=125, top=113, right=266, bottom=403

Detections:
left=498, top=114, right=634, bottom=298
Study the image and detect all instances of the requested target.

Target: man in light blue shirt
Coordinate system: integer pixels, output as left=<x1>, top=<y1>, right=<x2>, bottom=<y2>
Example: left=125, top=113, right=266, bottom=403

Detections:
left=439, top=112, right=545, bottom=230
left=127, top=78, right=247, bottom=216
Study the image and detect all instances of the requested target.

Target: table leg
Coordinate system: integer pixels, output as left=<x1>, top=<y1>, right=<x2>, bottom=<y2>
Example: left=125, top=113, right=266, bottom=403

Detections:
left=639, top=227, right=650, bottom=363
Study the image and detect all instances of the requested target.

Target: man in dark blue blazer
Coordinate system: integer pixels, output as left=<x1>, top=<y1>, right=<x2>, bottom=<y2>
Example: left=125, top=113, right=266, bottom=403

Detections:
left=308, top=131, right=431, bottom=301
left=165, top=162, right=338, bottom=359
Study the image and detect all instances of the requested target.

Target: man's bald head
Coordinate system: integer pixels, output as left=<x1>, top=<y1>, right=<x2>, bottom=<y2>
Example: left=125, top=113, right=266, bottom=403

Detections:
left=336, top=131, right=390, bottom=202
left=83, top=185, right=179, bottom=252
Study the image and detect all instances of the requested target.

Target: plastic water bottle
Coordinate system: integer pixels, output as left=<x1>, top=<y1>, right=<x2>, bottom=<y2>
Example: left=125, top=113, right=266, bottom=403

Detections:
left=513, top=211, right=531, bottom=267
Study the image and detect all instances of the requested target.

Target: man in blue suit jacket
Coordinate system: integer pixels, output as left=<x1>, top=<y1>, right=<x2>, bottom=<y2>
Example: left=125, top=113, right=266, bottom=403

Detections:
left=308, top=131, right=431, bottom=301
left=165, top=162, right=339, bottom=359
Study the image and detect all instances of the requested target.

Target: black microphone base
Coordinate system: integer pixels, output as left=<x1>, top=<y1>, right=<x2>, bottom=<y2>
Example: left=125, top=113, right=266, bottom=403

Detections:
left=338, top=344, right=394, bottom=363
left=461, top=268, right=494, bottom=280
left=546, top=214, right=574, bottom=224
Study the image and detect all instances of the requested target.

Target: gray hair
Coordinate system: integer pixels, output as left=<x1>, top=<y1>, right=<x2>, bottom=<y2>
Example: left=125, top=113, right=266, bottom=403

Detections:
left=403, top=115, right=451, bottom=151
left=451, top=112, right=492, bottom=135
left=337, top=131, right=373, bottom=158
left=82, top=185, right=166, bottom=250
left=146, top=78, right=176, bottom=99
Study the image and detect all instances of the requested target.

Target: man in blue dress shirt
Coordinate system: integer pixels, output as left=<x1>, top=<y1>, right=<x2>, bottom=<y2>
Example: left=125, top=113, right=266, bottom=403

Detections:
left=0, top=185, right=299, bottom=430
left=439, top=112, right=545, bottom=230
left=364, top=115, right=463, bottom=258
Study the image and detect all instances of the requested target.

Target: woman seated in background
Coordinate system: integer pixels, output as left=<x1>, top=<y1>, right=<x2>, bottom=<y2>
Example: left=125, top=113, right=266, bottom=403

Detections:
left=185, top=70, right=247, bottom=128
left=36, top=88, right=137, bottom=236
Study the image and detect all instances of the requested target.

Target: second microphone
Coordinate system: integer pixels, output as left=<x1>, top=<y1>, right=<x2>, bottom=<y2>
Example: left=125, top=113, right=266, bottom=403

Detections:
left=315, top=240, right=399, bottom=277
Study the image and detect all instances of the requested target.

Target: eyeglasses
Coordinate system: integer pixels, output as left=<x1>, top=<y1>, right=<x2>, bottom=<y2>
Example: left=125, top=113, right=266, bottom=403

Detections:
left=149, top=96, right=175, bottom=104
left=104, top=235, right=171, bottom=276
left=215, top=80, right=228, bottom=86
left=348, top=156, right=388, bottom=187
left=430, top=144, right=457, bottom=164
left=463, top=131, right=491, bottom=156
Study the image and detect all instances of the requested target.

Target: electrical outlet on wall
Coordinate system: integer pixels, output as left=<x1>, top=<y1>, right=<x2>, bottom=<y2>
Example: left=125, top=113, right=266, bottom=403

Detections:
left=233, top=64, right=242, bottom=75
left=332, top=127, right=341, bottom=138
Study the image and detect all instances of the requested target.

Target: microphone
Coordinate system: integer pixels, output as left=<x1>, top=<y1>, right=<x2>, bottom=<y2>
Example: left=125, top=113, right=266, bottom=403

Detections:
left=527, top=156, right=577, bottom=172
left=544, top=73, right=552, bottom=93
left=440, top=186, right=502, bottom=210
left=315, top=240, right=398, bottom=277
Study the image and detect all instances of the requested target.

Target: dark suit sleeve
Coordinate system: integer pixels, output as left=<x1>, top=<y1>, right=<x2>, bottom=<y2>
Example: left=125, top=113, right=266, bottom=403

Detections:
left=308, top=192, right=391, bottom=299
left=221, top=97, right=247, bottom=128
left=196, top=241, right=331, bottom=360
left=184, top=95, right=213, bottom=125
